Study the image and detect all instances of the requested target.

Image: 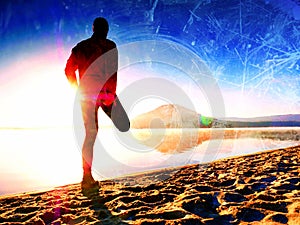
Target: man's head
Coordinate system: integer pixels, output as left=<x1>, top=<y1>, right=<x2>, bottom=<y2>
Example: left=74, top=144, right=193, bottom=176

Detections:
left=93, top=17, right=109, bottom=38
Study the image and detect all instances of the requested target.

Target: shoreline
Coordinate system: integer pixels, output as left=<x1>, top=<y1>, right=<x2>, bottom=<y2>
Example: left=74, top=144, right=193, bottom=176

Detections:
left=0, top=145, right=299, bottom=224
left=1, top=140, right=299, bottom=198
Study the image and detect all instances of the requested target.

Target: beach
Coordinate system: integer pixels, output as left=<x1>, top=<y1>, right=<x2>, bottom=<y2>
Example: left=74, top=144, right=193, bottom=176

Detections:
left=0, top=145, right=299, bottom=225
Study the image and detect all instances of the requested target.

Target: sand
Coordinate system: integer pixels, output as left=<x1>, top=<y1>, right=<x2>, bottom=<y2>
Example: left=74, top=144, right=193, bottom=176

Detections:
left=0, top=145, right=299, bottom=225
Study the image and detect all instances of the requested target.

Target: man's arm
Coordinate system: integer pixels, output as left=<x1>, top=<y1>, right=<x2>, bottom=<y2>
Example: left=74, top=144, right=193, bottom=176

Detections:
left=65, top=50, right=79, bottom=89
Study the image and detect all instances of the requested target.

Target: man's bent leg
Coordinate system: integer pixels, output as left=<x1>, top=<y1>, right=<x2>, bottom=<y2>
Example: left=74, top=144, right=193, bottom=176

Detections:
left=102, top=96, right=130, bottom=132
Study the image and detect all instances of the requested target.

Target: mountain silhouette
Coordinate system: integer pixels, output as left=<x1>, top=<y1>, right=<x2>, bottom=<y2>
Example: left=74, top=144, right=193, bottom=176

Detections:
left=131, top=104, right=199, bottom=129
left=131, top=104, right=300, bottom=128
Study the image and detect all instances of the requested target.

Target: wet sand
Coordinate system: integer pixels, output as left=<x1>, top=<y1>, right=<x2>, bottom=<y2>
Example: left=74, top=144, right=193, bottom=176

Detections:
left=0, top=145, right=299, bottom=225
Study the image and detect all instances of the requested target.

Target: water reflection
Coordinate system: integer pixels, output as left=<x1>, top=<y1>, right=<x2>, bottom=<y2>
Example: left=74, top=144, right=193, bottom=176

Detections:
left=132, top=127, right=300, bottom=153
left=0, top=127, right=299, bottom=195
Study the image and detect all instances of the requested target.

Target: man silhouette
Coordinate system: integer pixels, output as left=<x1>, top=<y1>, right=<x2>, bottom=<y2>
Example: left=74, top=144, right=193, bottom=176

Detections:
left=65, top=17, right=130, bottom=190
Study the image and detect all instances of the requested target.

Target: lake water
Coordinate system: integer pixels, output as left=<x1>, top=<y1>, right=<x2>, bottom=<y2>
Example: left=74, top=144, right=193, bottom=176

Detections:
left=0, top=127, right=299, bottom=195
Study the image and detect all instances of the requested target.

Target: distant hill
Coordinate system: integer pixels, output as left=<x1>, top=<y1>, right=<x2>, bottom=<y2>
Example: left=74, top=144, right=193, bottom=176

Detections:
left=131, top=104, right=199, bottom=129
left=131, top=104, right=300, bottom=128
left=225, top=114, right=300, bottom=123
left=217, top=114, right=300, bottom=128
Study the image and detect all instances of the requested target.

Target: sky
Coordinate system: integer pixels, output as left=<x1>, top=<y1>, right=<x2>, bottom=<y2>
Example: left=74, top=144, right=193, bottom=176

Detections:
left=0, top=0, right=300, bottom=128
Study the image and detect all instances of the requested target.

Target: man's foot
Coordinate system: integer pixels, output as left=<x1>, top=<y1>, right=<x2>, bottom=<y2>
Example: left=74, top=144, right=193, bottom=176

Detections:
left=81, top=175, right=99, bottom=190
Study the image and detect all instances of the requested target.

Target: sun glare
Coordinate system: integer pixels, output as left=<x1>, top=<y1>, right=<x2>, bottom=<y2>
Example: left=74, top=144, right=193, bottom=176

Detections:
left=0, top=49, right=75, bottom=128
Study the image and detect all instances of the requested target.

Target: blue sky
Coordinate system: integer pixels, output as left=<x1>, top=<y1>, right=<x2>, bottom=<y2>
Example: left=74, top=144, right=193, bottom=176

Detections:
left=0, top=0, right=299, bottom=127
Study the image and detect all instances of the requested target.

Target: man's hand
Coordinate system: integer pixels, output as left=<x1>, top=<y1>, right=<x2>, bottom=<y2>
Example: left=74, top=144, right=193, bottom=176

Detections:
left=98, top=90, right=116, bottom=106
left=70, top=81, right=78, bottom=91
